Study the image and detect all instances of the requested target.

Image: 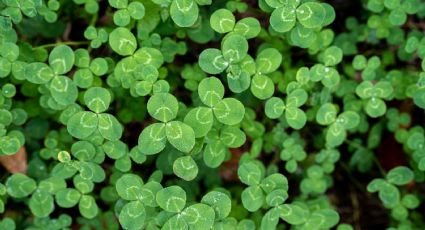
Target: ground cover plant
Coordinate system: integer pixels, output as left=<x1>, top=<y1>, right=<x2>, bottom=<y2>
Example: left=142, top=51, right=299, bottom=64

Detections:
left=0, top=0, right=424, bottom=229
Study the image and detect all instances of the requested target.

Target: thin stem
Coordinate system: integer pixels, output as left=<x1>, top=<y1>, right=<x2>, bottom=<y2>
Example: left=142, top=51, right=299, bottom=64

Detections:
left=90, top=13, right=98, bottom=27
left=33, top=41, right=89, bottom=49
left=344, top=139, right=386, bottom=176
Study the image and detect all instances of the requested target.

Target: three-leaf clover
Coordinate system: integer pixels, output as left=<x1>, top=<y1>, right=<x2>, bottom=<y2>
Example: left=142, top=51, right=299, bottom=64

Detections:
left=199, top=34, right=248, bottom=75
left=367, top=166, right=414, bottom=209
left=356, top=80, right=394, bottom=117
left=115, top=174, right=162, bottom=229
left=238, top=161, right=289, bottom=212
left=280, top=138, right=306, bottom=173
left=310, top=46, right=343, bottom=89
left=67, top=87, right=123, bottom=141
left=249, top=48, right=282, bottom=99
left=184, top=77, right=245, bottom=138
left=156, top=185, right=216, bottom=229
left=316, top=103, right=360, bottom=147
left=55, top=175, right=99, bottom=219
left=210, top=9, right=261, bottom=39
left=138, top=92, right=195, bottom=155
left=84, top=26, right=108, bottom=49
left=202, top=126, right=246, bottom=168
left=73, top=49, right=108, bottom=88
left=265, top=88, right=308, bottom=129
left=24, top=45, right=78, bottom=106
left=108, top=0, right=145, bottom=26
left=0, top=42, right=19, bottom=78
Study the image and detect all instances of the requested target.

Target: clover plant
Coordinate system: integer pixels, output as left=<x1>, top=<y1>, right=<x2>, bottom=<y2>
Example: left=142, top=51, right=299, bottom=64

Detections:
left=0, top=0, right=425, bottom=229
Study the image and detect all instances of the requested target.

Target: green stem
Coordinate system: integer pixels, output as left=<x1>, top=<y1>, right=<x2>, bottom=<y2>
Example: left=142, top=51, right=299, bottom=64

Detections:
left=344, top=139, right=386, bottom=176
left=90, top=13, right=98, bottom=27
left=33, top=41, right=89, bottom=49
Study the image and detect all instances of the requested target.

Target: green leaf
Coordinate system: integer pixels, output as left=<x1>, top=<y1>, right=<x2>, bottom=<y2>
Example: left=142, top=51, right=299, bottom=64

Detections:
left=6, top=173, right=36, bottom=198
left=97, top=113, right=123, bottom=141
left=265, top=97, right=285, bottom=119
left=326, top=123, right=346, bottom=147
left=108, top=0, right=128, bottom=9
left=184, top=107, right=213, bottom=138
left=38, top=177, right=67, bottom=194
left=198, top=48, right=228, bottom=74
left=198, top=77, right=225, bottom=107
left=0, top=217, right=15, bottom=230
left=220, top=126, right=246, bottom=148
left=287, top=89, right=308, bottom=107
left=389, top=8, right=406, bottom=26
left=128, top=2, right=145, bottom=20
left=147, top=93, right=179, bottom=122
left=210, top=9, right=235, bottom=33
left=316, top=103, right=337, bottom=125
left=182, top=203, right=215, bottom=229
left=213, top=98, right=245, bottom=125
left=238, top=161, right=263, bottom=186
left=162, top=215, right=188, bottom=230
left=302, top=209, right=340, bottom=229
left=250, top=74, right=275, bottom=100
left=374, top=81, right=393, bottom=98
left=203, top=141, right=227, bottom=168
left=55, top=188, right=81, bottom=208
left=109, top=27, right=137, bottom=56
left=79, top=195, right=98, bottom=219
left=321, top=46, right=343, bottom=66
left=48, top=45, right=75, bottom=74
left=24, top=63, right=55, bottom=84
left=261, top=208, right=280, bottom=230
left=279, top=203, right=309, bottom=225
left=170, top=0, right=199, bottom=27
left=234, top=17, right=261, bottom=39
left=116, top=174, right=144, bottom=201
left=84, top=87, right=111, bottom=113
left=296, top=2, right=326, bottom=29
left=166, top=121, right=195, bottom=153
left=173, top=156, right=198, bottom=181
left=285, top=107, right=307, bottom=130
left=266, top=189, right=288, bottom=206
left=241, top=186, right=264, bottom=212
left=156, top=186, right=186, bottom=213
left=260, top=173, right=289, bottom=193
left=139, top=181, right=162, bottom=207
left=29, top=190, right=54, bottom=217
left=337, top=111, right=360, bottom=129
left=119, top=201, right=146, bottom=230
left=386, top=166, right=414, bottom=186
left=134, top=47, right=164, bottom=68
left=356, top=81, right=374, bottom=99
left=256, top=48, right=282, bottom=74
left=67, top=111, right=98, bottom=139
left=222, top=34, right=248, bottom=63
left=365, top=98, right=386, bottom=118
left=0, top=136, right=21, bottom=155
left=378, top=183, right=400, bottom=208
left=103, top=140, right=127, bottom=159
left=270, top=6, right=296, bottom=33
left=50, top=76, right=78, bottom=105
left=138, top=123, right=167, bottom=155
left=201, top=191, right=231, bottom=219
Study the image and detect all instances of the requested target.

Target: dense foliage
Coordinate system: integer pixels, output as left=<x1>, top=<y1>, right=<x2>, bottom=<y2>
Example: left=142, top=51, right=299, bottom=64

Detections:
left=0, top=0, right=425, bottom=229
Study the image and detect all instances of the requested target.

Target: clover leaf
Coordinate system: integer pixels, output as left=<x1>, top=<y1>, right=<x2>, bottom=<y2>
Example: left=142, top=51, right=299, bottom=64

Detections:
left=316, top=103, right=360, bottom=147
left=265, top=88, right=308, bottom=129
left=356, top=80, right=394, bottom=117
